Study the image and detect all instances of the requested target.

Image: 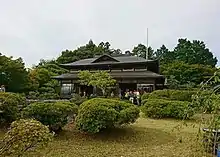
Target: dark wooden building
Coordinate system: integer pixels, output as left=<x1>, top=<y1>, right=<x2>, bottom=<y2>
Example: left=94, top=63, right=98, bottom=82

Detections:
left=53, top=54, right=165, bottom=98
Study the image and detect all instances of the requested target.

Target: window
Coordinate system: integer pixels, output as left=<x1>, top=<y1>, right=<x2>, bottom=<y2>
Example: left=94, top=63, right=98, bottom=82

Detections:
left=61, top=84, right=74, bottom=95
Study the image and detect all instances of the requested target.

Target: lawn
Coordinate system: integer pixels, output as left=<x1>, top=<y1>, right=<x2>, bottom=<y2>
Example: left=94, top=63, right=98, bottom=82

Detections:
left=0, top=118, right=206, bottom=157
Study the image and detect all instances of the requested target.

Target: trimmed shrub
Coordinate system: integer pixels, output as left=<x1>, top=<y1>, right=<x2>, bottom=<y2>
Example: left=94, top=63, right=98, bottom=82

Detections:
left=38, top=92, right=60, bottom=100
left=141, top=89, right=211, bottom=102
left=141, top=92, right=150, bottom=101
left=0, top=119, right=53, bottom=156
left=70, top=93, right=87, bottom=106
left=148, top=90, right=197, bottom=101
left=76, top=98, right=140, bottom=133
left=0, top=92, right=26, bottom=125
left=23, top=102, right=78, bottom=132
left=141, top=99, right=193, bottom=119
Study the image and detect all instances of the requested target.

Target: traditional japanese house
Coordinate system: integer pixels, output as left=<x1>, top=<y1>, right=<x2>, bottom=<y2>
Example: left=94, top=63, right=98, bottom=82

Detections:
left=53, top=54, right=165, bottom=98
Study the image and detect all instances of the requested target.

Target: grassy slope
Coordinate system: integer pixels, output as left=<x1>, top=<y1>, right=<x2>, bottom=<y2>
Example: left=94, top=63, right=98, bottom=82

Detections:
left=0, top=118, right=205, bottom=157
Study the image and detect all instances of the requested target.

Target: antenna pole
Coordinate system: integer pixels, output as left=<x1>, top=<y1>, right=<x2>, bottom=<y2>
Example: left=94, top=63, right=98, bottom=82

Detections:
left=146, top=28, right=149, bottom=60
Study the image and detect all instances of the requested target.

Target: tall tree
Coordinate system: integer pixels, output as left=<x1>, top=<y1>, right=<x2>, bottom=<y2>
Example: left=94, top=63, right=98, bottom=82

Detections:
left=161, top=61, right=216, bottom=86
left=173, top=38, right=217, bottom=67
left=132, top=44, right=154, bottom=59
left=0, top=53, right=28, bottom=93
left=56, top=40, right=121, bottom=64
left=27, top=59, right=68, bottom=98
left=154, top=45, right=174, bottom=64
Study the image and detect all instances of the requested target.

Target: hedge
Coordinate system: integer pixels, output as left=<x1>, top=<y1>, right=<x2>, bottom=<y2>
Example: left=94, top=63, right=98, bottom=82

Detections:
left=141, top=89, right=211, bottom=102
left=76, top=98, right=140, bottom=133
left=23, top=101, right=78, bottom=132
left=141, top=99, right=194, bottom=119
left=0, top=92, right=26, bottom=125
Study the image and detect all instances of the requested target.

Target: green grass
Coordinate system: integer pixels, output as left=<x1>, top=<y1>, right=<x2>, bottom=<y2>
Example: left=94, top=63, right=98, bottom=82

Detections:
left=0, top=118, right=207, bottom=157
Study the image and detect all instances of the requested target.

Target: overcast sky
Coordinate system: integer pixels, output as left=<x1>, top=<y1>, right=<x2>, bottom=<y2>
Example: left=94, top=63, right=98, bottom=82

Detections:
left=0, top=0, right=220, bottom=67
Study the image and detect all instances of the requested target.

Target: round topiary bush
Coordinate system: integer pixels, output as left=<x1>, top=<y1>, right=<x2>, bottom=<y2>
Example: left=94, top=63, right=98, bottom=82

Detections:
left=23, top=101, right=78, bottom=132
left=0, top=119, right=53, bottom=157
left=141, top=98, right=194, bottom=119
left=0, top=92, right=26, bottom=125
left=76, top=98, right=140, bottom=134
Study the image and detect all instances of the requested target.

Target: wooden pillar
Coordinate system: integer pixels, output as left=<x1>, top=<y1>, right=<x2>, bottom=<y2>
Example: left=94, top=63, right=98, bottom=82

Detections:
left=153, top=80, right=156, bottom=91
left=93, top=86, right=97, bottom=95
left=116, top=83, right=120, bottom=96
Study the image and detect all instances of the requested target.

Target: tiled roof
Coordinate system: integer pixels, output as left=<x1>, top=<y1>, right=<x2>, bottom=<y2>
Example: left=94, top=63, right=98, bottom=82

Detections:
left=52, top=70, right=164, bottom=80
left=61, top=54, right=154, bottom=67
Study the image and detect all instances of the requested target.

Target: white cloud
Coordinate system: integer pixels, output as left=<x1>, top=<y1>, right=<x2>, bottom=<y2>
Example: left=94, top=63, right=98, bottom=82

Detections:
left=0, top=0, right=219, bottom=66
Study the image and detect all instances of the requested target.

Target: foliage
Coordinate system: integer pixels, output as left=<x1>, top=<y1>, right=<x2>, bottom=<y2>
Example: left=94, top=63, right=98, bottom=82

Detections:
left=154, top=45, right=175, bottom=64
left=161, top=61, right=216, bottom=86
left=0, top=119, right=53, bottom=157
left=141, top=92, right=150, bottom=101
left=70, top=94, right=87, bottom=106
left=132, top=44, right=154, bottom=59
left=56, top=40, right=122, bottom=64
left=23, top=102, right=78, bottom=132
left=27, top=91, right=39, bottom=99
left=0, top=92, right=26, bottom=125
left=78, top=71, right=116, bottom=96
left=28, top=60, right=68, bottom=99
left=141, top=99, right=193, bottom=119
left=76, top=98, right=140, bottom=133
left=38, top=92, right=60, bottom=100
left=142, top=89, right=211, bottom=107
left=173, top=38, right=217, bottom=67
left=78, top=70, right=92, bottom=86
left=147, top=89, right=198, bottom=102
left=0, top=54, right=29, bottom=93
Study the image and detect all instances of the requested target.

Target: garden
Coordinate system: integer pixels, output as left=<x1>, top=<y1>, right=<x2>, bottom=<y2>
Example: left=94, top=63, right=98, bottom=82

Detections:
left=1, top=39, right=220, bottom=156
left=1, top=85, right=220, bottom=156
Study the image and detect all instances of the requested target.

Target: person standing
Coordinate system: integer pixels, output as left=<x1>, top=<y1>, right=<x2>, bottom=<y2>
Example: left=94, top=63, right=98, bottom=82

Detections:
left=0, top=85, right=5, bottom=92
left=129, top=91, right=134, bottom=104
left=136, top=90, right=140, bottom=105
left=125, top=91, right=129, bottom=100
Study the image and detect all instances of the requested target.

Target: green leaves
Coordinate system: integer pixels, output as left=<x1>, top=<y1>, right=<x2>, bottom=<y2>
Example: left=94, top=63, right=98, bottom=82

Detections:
left=0, top=54, right=28, bottom=92
left=0, top=119, right=53, bottom=157
left=0, top=92, right=26, bottom=125
left=27, top=60, right=68, bottom=99
left=173, top=39, right=217, bottom=67
left=161, top=61, right=216, bottom=87
left=141, top=99, right=193, bottom=119
left=78, top=71, right=116, bottom=96
left=76, top=98, right=140, bottom=133
left=23, top=102, right=78, bottom=132
left=132, top=44, right=155, bottom=59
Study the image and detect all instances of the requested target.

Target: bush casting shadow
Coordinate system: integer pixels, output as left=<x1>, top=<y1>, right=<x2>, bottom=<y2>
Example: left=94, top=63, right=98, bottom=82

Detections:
left=57, top=125, right=174, bottom=146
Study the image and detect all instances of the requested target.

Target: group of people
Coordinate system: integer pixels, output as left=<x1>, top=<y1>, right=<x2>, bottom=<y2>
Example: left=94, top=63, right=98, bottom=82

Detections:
left=0, top=85, right=5, bottom=92
left=124, top=90, right=141, bottom=105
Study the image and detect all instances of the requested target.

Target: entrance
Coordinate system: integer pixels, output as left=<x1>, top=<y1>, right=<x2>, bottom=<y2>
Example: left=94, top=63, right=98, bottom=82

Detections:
left=119, top=83, right=137, bottom=96
left=79, top=85, right=93, bottom=96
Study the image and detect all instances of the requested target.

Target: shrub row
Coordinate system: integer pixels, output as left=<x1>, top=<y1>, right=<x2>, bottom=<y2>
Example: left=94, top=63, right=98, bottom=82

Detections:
left=141, top=99, right=193, bottom=119
left=23, top=101, right=78, bottom=132
left=141, top=89, right=211, bottom=102
left=76, top=98, right=140, bottom=133
left=1, top=92, right=139, bottom=134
